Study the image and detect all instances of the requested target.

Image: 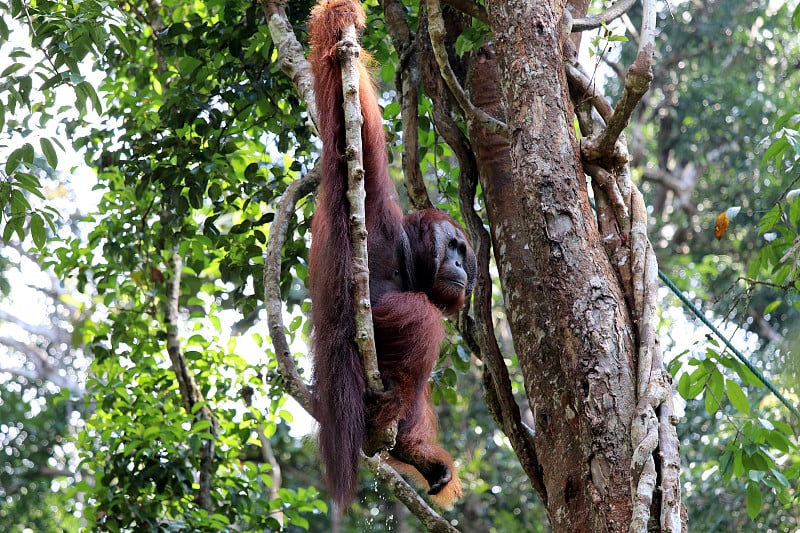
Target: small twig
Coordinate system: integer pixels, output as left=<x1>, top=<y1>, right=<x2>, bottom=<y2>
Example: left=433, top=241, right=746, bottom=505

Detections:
left=565, top=63, right=613, bottom=123
left=364, top=456, right=460, bottom=533
left=737, top=275, right=798, bottom=292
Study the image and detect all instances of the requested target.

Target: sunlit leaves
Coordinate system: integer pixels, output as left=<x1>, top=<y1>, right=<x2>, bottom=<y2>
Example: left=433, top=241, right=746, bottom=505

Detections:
left=675, top=336, right=798, bottom=520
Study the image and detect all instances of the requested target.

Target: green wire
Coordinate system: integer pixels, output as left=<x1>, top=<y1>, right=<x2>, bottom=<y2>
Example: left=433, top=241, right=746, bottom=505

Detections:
left=658, top=269, right=800, bottom=421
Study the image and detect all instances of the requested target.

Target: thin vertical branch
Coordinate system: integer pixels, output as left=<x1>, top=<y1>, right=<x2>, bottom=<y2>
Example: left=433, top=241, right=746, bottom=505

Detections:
left=337, top=24, right=383, bottom=396
left=164, top=250, right=218, bottom=512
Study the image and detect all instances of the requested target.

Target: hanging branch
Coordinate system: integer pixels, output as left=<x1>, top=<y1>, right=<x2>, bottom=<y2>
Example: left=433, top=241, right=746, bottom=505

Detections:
left=164, top=250, right=219, bottom=512
left=426, top=0, right=507, bottom=135
left=380, top=0, right=433, bottom=210
left=263, top=171, right=318, bottom=413
left=336, top=23, right=386, bottom=402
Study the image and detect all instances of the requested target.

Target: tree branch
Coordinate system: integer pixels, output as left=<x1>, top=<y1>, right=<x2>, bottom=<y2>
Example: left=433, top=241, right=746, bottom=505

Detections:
left=338, top=24, right=381, bottom=393
left=364, top=455, right=460, bottom=533
left=338, top=22, right=398, bottom=455
left=164, top=250, right=218, bottom=512
left=442, top=0, right=488, bottom=25
left=380, top=0, right=433, bottom=210
left=0, top=336, right=84, bottom=395
left=0, top=310, right=70, bottom=346
left=426, top=0, right=507, bottom=135
left=260, top=0, right=319, bottom=133
left=263, top=170, right=317, bottom=413
left=571, top=0, right=637, bottom=32
left=581, top=0, right=656, bottom=163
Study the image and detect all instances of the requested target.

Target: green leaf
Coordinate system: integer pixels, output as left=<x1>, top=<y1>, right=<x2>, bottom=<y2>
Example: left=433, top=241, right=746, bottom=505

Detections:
left=677, top=371, right=692, bottom=399
left=705, top=369, right=723, bottom=415
left=382, top=101, right=401, bottom=120
left=2, top=215, right=23, bottom=242
left=109, top=24, right=135, bottom=56
left=40, top=137, right=58, bottom=168
left=9, top=189, right=31, bottom=213
left=725, top=380, right=750, bottom=415
left=5, top=145, right=26, bottom=174
left=192, top=419, right=212, bottom=433
left=793, top=2, right=800, bottom=30
left=13, top=172, right=46, bottom=199
left=761, top=136, right=787, bottom=167
left=29, top=213, right=46, bottom=248
left=746, top=482, right=762, bottom=519
left=1, top=62, right=24, bottom=78
left=765, top=430, right=792, bottom=453
left=18, top=75, right=32, bottom=106
left=380, top=61, right=395, bottom=85
left=762, top=299, right=781, bottom=316
left=757, top=205, right=781, bottom=234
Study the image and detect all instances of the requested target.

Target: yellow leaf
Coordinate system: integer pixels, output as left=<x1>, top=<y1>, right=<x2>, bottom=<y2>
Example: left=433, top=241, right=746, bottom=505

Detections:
left=714, top=211, right=730, bottom=240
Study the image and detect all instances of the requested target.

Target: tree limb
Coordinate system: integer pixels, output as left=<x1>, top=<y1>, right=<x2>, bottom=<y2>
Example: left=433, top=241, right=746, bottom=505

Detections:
left=364, top=455, right=460, bottom=533
left=164, top=250, right=219, bottom=512
left=263, top=170, right=317, bottom=413
left=581, top=0, right=656, bottom=162
left=442, top=0, right=488, bottom=24
left=381, top=0, right=433, bottom=210
left=426, top=0, right=507, bottom=135
left=0, top=336, right=84, bottom=395
left=338, top=22, right=398, bottom=453
left=571, top=0, right=637, bottom=32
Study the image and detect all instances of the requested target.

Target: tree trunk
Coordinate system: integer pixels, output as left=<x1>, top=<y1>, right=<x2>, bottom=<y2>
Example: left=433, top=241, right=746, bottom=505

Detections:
left=481, top=1, right=638, bottom=530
